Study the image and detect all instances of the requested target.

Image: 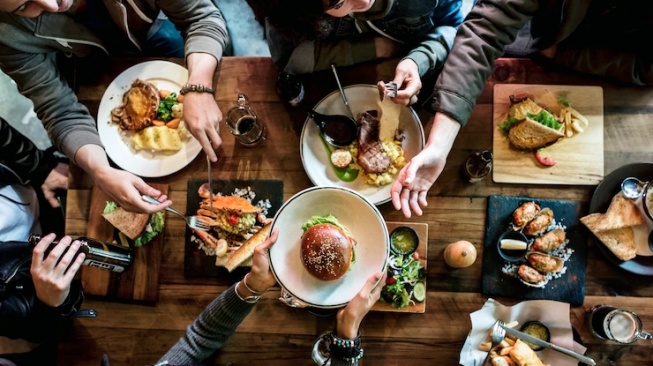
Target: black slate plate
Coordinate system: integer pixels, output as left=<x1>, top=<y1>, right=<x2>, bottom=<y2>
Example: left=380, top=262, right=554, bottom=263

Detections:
left=482, top=195, right=587, bottom=306
left=589, top=162, right=653, bottom=275
left=184, top=179, right=284, bottom=278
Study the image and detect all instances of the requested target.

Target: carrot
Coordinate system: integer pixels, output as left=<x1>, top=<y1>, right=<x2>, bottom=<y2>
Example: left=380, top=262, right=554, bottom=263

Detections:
left=176, top=94, right=185, bottom=103
left=159, top=89, right=171, bottom=99
left=166, top=118, right=181, bottom=129
left=152, top=120, right=166, bottom=126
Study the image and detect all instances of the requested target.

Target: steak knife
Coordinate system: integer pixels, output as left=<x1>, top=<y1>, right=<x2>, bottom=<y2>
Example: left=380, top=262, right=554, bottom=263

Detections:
left=500, top=324, right=596, bottom=365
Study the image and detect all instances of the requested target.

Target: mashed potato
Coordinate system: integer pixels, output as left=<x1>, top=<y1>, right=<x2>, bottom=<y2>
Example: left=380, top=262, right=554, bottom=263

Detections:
left=348, top=137, right=406, bottom=187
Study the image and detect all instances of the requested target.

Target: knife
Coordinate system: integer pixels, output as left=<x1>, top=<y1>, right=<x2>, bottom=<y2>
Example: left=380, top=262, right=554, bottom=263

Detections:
left=206, top=155, right=213, bottom=209
left=500, top=324, right=596, bottom=366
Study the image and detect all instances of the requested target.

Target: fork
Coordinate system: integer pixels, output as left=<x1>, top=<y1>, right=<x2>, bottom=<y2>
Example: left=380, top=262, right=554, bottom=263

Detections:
left=141, top=195, right=210, bottom=231
left=482, top=321, right=506, bottom=366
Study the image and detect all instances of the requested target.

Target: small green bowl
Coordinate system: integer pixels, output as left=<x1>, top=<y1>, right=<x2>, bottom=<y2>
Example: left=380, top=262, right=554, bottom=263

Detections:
left=390, top=226, right=419, bottom=255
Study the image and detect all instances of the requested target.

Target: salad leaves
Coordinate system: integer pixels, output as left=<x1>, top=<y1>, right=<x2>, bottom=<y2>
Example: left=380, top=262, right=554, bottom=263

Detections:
left=382, top=254, right=426, bottom=308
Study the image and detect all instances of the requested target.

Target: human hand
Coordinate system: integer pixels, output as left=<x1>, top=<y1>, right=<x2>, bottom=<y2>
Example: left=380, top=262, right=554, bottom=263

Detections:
left=183, top=93, right=223, bottom=162
left=390, top=58, right=422, bottom=106
left=245, top=229, right=279, bottom=293
left=336, top=272, right=386, bottom=339
left=92, top=165, right=171, bottom=214
left=41, top=162, right=69, bottom=208
left=31, top=234, right=85, bottom=307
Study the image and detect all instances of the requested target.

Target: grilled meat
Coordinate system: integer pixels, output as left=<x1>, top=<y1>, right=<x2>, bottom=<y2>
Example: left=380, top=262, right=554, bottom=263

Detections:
left=357, top=110, right=390, bottom=173
left=111, top=79, right=160, bottom=131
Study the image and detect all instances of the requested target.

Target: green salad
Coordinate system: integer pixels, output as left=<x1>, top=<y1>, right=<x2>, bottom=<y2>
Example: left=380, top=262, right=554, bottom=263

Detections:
left=382, top=254, right=426, bottom=308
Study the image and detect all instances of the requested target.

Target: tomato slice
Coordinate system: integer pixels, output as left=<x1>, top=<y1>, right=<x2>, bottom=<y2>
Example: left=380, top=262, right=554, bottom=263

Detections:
left=227, top=214, right=239, bottom=225
left=534, top=149, right=556, bottom=167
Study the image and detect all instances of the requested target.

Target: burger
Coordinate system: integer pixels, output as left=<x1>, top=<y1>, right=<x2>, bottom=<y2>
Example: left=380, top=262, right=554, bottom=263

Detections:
left=102, top=202, right=164, bottom=247
left=499, top=96, right=564, bottom=150
left=300, top=215, right=356, bottom=281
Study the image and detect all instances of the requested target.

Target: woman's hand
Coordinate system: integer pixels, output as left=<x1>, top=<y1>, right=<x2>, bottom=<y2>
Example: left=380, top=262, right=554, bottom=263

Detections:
left=336, top=272, right=386, bottom=339
left=390, top=58, right=422, bottom=106
left=41, top=162, right=69, bottom=208
left=244, top=229, right=279, bottom=293
left=31, top=234, right=85, bottom=307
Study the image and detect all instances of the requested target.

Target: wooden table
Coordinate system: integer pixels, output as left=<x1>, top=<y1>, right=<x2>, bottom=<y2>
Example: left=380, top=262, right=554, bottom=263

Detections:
left=62, top=57, right=653, bottom=365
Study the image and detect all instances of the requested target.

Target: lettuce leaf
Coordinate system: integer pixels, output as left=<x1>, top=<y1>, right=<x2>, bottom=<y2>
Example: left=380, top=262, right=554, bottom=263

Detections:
left=302, top=214, right=348, bottom=234
left=527, top=110, right=562, bottom=130
left=499, top=116, right=521, bottom=132
left=103, top=201, right=118, bottom=214
left=134, top=211, right=164, bottom=247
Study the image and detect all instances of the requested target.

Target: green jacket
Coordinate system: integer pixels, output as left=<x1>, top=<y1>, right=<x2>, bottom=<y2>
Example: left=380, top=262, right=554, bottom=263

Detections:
left=433, top=0, right=653, bottom=126
left=0, top=0, right=228, bottom=163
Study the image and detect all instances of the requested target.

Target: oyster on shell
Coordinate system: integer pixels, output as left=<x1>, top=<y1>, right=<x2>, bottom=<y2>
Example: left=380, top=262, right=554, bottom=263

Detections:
left=523, top=207, right=554, bottom=236
left=526, top=252, right=564, bottom=273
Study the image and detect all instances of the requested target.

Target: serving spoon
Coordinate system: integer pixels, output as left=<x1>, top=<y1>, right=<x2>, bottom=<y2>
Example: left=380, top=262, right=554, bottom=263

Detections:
left=621, top=177, right=646, bottom=199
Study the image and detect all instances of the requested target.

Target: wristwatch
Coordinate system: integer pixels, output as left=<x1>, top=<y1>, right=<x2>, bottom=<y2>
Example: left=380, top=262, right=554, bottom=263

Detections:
left=180, top=83, right=215, bottom=95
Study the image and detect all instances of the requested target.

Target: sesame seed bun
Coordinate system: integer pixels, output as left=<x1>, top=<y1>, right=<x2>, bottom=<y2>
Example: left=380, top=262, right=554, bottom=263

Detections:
left=300, top=223, right=354, bottom=281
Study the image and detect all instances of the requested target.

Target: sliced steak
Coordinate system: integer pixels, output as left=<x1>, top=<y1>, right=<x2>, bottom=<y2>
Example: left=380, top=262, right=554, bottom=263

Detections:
left=357, top=110, right=390, bottom=173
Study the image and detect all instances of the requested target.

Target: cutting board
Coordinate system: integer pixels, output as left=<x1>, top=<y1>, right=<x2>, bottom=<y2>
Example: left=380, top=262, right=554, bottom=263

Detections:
left=372, top=222, right=428, bottom=313
left=492, top=84, right=604, bottom=185
left=184, top=179, right=284, bottom=279
left=481, top=195, right=587, bottom=306
left=81, top=184, right=167, bottom=302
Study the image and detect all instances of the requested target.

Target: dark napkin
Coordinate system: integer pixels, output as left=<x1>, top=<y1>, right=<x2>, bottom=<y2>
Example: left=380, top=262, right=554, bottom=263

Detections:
left=482, top=195, right=587, bottom=306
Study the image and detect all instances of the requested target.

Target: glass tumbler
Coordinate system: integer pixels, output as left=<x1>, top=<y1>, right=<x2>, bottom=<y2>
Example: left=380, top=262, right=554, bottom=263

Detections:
left=587, top=304, right=653, bottom=343
left=224, top=94, right=266, bottom=147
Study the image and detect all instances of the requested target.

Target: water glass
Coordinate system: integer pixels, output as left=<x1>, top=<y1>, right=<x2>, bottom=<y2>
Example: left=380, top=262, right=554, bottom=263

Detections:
left=224, top=94, right=266, bottom=146
left=587, top=304, right=653, bottom=343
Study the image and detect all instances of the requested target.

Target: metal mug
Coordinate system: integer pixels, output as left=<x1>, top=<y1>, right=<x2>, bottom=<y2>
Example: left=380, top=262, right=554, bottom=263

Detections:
left=587, top=304, right=653, bottom=343
left=224, top=94, right=266, bottom=146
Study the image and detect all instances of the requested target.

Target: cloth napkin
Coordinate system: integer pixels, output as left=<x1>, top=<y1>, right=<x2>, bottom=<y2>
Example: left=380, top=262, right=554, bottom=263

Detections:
left=460, top=298, right=587, bottom=366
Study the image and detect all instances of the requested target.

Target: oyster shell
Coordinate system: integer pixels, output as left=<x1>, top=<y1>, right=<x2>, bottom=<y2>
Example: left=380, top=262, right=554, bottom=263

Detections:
left=523, top=207, right=554, bottom=236
left=530, top=228, right=566, bottom=252
left=517, top=264, right=546, bottom=285
left=512, top=201, right=541, bottom=230
left=526, top=252, right=564, bottom=273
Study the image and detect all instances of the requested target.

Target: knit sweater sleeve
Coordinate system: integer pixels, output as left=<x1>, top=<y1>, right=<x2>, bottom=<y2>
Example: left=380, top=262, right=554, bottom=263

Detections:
left=156, top=285, right=255, bottom=365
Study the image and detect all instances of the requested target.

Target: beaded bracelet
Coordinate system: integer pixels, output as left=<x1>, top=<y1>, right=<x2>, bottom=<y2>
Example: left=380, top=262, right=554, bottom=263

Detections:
left=328, top=331, right=363, bottom=364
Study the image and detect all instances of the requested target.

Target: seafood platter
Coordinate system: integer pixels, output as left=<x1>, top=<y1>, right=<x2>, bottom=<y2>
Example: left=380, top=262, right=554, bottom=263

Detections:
left=481, top=195, right=588, bottom=306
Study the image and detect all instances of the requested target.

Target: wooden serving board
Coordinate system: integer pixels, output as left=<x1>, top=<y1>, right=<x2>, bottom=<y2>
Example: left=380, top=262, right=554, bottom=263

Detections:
left=492, top=84, right=604, bottom=185
left=81, top=184, right=167, bottom=302
left=372, top=221, right=428, bottom=313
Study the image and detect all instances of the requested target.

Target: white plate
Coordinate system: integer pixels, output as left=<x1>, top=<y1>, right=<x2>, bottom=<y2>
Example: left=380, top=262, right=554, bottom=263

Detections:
left=97, top=60, right=202, bottom=178
left=300, top=85, right=425, bottom=205
left=269, top=186, right=389, bottom=308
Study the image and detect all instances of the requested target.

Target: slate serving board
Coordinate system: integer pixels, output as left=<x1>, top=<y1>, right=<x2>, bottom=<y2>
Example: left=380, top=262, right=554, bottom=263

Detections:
left=184, top=179, right=284, bottom=278
left=82, top=183, right=167, bottom=303
left=482, top=195, right=587, bottom=306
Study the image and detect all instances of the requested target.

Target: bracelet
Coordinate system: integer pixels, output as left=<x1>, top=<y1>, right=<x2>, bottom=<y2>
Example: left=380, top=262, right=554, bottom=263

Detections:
left=180, top=83, right=215, bottom=95
left=328, top=331, right=363, bottom=363
left=234, top=281, right=260, bottom=304
left=243, top=273, right=267, bottom=296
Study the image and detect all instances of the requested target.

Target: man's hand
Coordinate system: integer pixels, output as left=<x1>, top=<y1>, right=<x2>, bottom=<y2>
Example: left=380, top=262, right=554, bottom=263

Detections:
left=41, top=162, right=69, bottom=208
left=391, top=113, right=461, bottom=217
left=244, top=229, right=279, bottom=293
left=336, top=272, right=386, bottom=339
left=390, top=58, right=422, bottom=106
left=93, top=165, right=171, bottom=213
left=183, top=92, right=223, bottom=162
left=31, top=234, right=85, bottom=307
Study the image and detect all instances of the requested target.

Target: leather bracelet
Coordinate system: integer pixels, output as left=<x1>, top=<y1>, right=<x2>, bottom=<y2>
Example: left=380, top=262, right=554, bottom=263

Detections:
left=180, top=83, right=215, bottom=95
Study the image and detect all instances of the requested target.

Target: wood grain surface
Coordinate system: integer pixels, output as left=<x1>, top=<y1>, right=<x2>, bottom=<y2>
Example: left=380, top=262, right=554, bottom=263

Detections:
left=59, top=57, right=653, bottom=365
left=492, top=84, right=604, bottom=185
left=81, top=183, right=168, bottom=302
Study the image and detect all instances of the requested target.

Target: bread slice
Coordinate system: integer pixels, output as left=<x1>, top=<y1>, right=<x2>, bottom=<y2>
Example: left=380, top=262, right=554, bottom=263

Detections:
left=224, top=223, right=272, bottom=272
left=509, top=98, right=544, bottom=121
left=102, top=207, right=149, bottom=240
left=593, top=193, right=645, bottom=231
left=508, top=117, right=564, bottom=150
left=581, top=213, right=637, bottom=261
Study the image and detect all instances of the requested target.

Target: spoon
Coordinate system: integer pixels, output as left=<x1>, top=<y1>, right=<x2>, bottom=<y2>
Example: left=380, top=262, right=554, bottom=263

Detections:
left=622, top=177, right=645, bottom=199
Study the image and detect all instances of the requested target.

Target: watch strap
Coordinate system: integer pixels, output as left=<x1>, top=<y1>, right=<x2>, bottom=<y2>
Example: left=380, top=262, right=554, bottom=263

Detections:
left=180, top=84, right=215, bottom=95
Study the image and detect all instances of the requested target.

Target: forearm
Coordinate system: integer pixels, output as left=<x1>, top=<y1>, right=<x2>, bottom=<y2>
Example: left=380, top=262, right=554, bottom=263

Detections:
left=73, top=144, right=112, bottom=180
left=186, top=52, right=218, bottom=88
left=424, top=113, right=462, bottom=157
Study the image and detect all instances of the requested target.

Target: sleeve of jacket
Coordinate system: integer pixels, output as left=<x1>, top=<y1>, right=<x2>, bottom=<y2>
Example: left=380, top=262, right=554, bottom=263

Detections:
left=0, top=50, right=103, bottom=164
left=156, top=285, right=255, bottom=365
left=553, top=47, right=653, bottom=86
left=405, top=0, right=464, bottom=78
left=157, top=0, right=229, bottom=63
left=432, top=0, right=540, bottom=126
left=0, top=117, right=58, bottom=188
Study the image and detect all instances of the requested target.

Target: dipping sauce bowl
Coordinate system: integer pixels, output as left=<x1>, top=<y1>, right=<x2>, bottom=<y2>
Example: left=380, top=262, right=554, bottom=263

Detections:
left=390, top=226, right=419, bottom=255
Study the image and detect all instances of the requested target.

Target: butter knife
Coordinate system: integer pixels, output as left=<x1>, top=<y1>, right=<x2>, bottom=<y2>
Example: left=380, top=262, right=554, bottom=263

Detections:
left=500, top=324, right=596, bottom=366
left=206, top=155, right=213, bottom=209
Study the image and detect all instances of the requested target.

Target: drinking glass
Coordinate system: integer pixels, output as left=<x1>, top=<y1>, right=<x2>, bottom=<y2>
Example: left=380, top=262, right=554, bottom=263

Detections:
left=224, top=94, right=266, bottom=146
left=587, top=304, right=653, bottom=343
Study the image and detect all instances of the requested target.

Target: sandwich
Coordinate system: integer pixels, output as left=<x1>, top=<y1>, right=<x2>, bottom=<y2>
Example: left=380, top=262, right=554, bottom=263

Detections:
left=499, top=96, right=564, bottom=150
left=102, top=202, right=164, bottom=247
left=197, top=195, right=262, bottom=235
left=300, top=214, right=356, bottom=281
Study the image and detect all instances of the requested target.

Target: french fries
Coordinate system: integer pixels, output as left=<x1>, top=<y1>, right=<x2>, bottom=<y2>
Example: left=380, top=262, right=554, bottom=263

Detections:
left=478, top=321, right=548, bottom=366
left=558, top=105, right=589, bottom=138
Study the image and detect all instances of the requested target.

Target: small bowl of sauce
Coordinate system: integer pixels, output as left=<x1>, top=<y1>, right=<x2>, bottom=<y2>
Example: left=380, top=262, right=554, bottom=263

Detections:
left=497, top=230, right=528, bottom=262
left=390, top=226, right=419, bottom=255
left=520, top=321, right=551, bottom=351
left=308, top=110, right=359, bottom=148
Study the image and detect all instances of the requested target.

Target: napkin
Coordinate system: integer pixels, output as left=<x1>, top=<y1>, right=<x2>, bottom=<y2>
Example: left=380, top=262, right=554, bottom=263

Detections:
left=460, top=298, right=587, bottom=366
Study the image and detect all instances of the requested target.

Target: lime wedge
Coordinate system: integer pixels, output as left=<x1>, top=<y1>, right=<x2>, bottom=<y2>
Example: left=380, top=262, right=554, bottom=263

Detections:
left=413, top=282, right=426, bottom=302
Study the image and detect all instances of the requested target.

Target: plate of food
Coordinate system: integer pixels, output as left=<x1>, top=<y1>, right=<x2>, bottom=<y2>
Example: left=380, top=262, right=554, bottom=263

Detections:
left=583, top=162, right=653, bottom=275
left=97, top=60, right=202, bottom=177
left=184, top=179, right=284, bottom=278
left=492, top=84, right=604, bottom=185
left=269, top=186, right=389, bottom=308
left=482, top=195, right=587, bottom=306
left=300, top=85, right=425, bottom=205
